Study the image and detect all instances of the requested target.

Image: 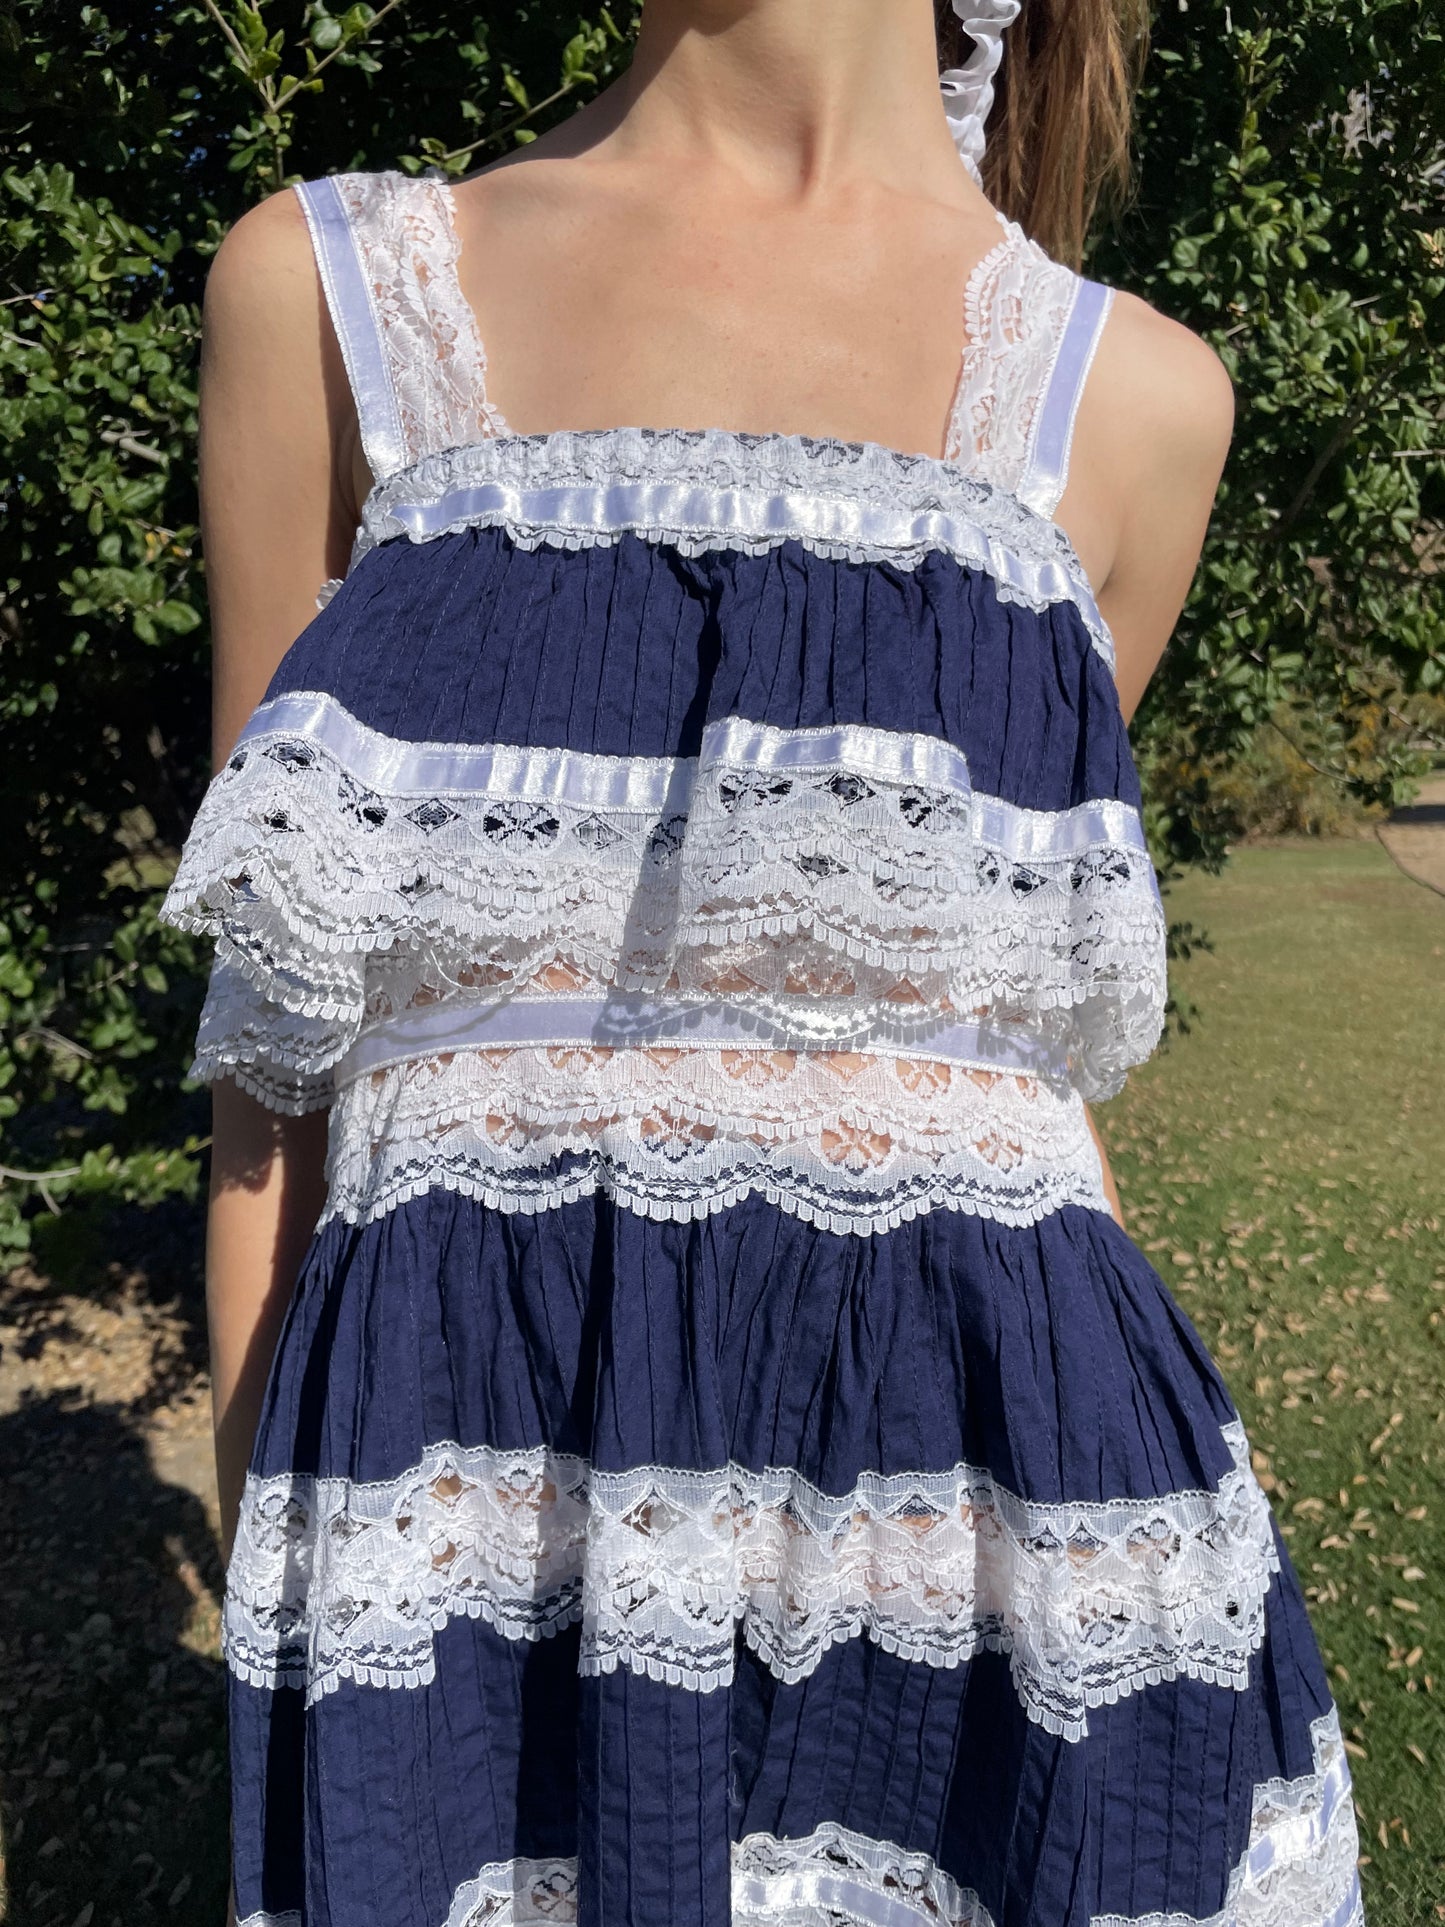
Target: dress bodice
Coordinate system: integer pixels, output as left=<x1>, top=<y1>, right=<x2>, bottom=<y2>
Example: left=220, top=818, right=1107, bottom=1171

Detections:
left=163, top=169, right=1165, bottom=1237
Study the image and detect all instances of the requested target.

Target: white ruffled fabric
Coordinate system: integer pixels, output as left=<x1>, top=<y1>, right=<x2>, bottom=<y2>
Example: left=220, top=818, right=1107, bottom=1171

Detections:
left=941, top=1, right=1023, bottom=186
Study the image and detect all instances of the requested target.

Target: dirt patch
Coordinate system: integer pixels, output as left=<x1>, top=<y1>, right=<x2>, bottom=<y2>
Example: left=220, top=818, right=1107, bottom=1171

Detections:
left=1378, top=774, right=1445, bottom=898
left=0, top=1262, right=228, bottom=1923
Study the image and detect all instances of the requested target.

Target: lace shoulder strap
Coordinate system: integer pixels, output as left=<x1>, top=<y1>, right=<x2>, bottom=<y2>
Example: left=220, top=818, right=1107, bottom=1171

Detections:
left=945, top=221, right=1114, bottom=519
left=293, top=171, right=506, bottom=482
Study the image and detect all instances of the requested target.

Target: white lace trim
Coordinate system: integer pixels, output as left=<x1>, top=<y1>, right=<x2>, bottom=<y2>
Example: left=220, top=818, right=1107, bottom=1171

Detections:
left=192, top=952, right=342, bottom=1112
left=333, top=172, right=507, bottom=473
left=444, top=1857, right=579, bottom=1927
left=165, top=698, right=1166, bottom=1114
left=325, top=172, right=1109, bottom=649
left=320, top=1038, right=1107, bottom=1233
left=944, top=220, right=1078, bottom=504
left=1093, top=1712, right=1362, bottom=1927
left=351, top=423, right=1113, bottom=664
left=226, top=1422, right=1277, bottom=1743
left=735, top=1822, right=996, bottom=1927
left=324, top=172, right=1107, bottom=585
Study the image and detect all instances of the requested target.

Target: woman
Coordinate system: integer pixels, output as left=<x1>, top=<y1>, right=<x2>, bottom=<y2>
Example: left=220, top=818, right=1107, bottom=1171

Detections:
left=166, top=1, right=1364, bottom=1922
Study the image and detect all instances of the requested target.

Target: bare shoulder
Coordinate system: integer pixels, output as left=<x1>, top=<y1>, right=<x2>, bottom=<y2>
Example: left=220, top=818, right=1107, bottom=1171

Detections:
left=199, top=182, right=351, bottom=510
left=1075, top=292, right=1235, bottom=715
left=1092, top=289, right=1235, bottom=480
left=204, top=186, right=320, bottom=345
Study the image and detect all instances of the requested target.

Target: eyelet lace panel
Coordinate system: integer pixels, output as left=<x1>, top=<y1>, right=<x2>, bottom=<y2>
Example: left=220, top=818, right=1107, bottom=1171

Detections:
left=320, top=1039, right=1107, bottom=1233
left=226, top=1421, right=1278, bottom=1742
left=944, top=221, right=1079, bottom=499
left=164, top=697, right=1166, bottom=1111
left=353, top=424, right=1115, bottom=668
left=332, top=172, right=508, bottom=470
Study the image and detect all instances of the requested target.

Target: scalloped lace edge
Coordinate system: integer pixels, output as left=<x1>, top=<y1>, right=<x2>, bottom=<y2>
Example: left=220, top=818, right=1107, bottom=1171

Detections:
left=318, top=1039, right=1109, bottom=1233
left=165, top=699, right=1167, bottom=1113
left=226, top=1423, right=1278, bottom=1743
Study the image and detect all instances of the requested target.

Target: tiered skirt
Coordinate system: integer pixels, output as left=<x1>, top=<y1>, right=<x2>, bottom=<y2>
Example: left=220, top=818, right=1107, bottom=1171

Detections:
left=164, top=515, right=1362, bottom=1925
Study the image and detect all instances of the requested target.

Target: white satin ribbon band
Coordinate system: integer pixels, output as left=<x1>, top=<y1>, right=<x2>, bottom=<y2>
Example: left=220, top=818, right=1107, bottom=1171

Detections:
left=941, top=1, right=1023, bottom=185
left=233, top=691, right=1152, bottom=863
left=338, top=995, right=1074, bottom=1088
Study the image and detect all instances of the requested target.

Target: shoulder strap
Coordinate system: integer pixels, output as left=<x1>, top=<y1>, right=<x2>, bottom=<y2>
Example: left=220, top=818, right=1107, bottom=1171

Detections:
left=295, top=172, right=504, bottom=483
left=1015, top=275, right=1114, bottom=520
left=294, top=173, right=410, bottom=480
left=946, top=226, right=1114, bottom=520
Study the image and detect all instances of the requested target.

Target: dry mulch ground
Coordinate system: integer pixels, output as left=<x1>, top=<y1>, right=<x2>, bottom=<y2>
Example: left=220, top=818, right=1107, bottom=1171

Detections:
left=1378, top=774, right=1445, bottom=900
left=0, top=1248, right=230, bottom=1925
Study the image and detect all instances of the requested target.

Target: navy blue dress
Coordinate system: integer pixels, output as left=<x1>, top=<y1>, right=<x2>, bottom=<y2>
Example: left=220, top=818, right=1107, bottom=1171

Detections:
left=164, top=172, right=1363, bottom=1927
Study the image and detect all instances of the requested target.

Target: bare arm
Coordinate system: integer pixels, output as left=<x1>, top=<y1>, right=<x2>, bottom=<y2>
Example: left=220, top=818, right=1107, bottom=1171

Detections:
left=1060, top=293, right=1237, bottom=1229
left=200, top=190, right=361, bottom=1556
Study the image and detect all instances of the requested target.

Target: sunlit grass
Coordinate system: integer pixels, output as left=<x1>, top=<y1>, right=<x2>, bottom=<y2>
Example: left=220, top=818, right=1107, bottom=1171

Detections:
left=1098, top=837, right=1445, bottom=1923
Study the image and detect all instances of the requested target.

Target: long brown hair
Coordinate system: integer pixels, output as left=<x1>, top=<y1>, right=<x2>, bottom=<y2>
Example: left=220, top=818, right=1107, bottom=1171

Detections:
left=935, top=0, right=1149, bottom=268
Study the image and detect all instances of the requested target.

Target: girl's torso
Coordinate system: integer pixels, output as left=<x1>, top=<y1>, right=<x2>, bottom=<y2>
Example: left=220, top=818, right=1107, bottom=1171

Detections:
left=165, top=168, right=1161, bottom=1238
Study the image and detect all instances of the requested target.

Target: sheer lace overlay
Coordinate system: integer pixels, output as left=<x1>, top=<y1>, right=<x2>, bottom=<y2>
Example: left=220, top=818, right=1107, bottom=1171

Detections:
left=332, top=172, right=507, bottom=470
left=226, top=1422, right=1278, bottom=1741
left=166, top=699, right=1166, bottom=1133
left=945, top=220, right=1078, bottom=507
left=322, top=1037, right=1107, bottom=1232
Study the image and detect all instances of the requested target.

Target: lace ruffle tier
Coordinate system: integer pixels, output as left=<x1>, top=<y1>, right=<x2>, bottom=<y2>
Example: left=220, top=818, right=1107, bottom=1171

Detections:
left=164, top=697, right=1167, bottom=1146
left=320, top=1036, right=1108, bottom=1233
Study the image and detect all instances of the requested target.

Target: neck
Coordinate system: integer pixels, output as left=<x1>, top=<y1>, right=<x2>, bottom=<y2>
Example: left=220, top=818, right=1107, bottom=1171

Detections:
left=615, top=0, right=970, bottom=200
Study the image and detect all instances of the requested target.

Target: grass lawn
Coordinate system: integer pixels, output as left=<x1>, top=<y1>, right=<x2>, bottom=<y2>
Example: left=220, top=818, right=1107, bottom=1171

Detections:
left=1097, top=836, right=1445, bottom=1924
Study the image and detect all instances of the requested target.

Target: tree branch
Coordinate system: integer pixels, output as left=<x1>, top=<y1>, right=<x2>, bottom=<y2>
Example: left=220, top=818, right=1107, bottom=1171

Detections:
left=439, top=81, right=579, bottom=164
left=198, top=0, right=256, bottom=77
left=273, top=0, right=412, bottom=110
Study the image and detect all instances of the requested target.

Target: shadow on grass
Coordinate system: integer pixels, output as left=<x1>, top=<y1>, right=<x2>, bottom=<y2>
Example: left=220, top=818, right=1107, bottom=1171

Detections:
left=0, top=1395, right=230, bottom=1924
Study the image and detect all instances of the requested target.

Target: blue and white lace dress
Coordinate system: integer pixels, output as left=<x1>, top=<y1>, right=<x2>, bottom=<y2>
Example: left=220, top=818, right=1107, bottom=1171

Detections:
left=163, top=173, right=1363, bottom=1927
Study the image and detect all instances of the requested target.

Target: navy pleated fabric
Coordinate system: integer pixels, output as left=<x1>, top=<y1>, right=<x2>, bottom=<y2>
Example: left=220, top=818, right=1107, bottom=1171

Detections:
left=233, top=1632, right=1335, bottom=1926
left=226, top=1184, right=1341, bottom=1925
left=252, top=1195, right=1240, bottom=1503
left=270, top=530, right=1138, bottom=812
